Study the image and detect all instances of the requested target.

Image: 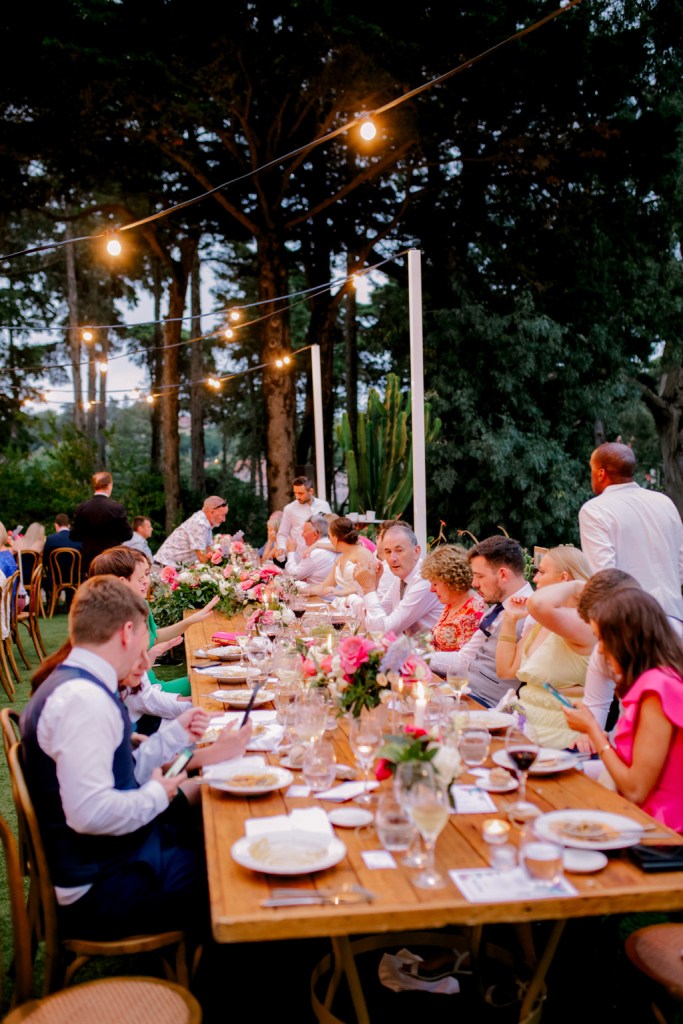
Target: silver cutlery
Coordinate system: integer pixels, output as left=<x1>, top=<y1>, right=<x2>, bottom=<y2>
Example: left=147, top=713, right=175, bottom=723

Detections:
left=262, top=883, right=375, bottom=906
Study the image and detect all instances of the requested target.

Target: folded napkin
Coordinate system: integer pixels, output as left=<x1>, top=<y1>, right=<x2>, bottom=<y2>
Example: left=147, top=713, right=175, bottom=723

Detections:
left=203, top=755, right=266, bottom=781
left=211, top=631, right=239, bottom=645
left=379, top=949, right=460, bottom=995
left=493, top=688, right=518, bottom=712
left=314, top=781, right=379, bottom=802
left=244, top=807, right=333, bottom=838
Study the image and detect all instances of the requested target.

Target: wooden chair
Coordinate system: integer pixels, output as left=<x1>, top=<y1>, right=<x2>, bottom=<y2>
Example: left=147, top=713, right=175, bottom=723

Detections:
left=625, top=923, right=683, bottom=1024
left=47, top=548, right=82, bottom=618
left=14, top=564, right=47, bottom=665
left=1, top=570, right=21, bottom=692
left=0, top=806, right=201, bottom=1022
left=7, top=742, right=191, bottom=995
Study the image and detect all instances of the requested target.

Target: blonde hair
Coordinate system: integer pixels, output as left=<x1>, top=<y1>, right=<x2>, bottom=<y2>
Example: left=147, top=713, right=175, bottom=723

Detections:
left=23, top=522, right=46, bottom=551
left=0, top=522, right=8, bottom=547
left=545, top=546, right=591, bottom=582
left=421, top=545, right=473, bottom=592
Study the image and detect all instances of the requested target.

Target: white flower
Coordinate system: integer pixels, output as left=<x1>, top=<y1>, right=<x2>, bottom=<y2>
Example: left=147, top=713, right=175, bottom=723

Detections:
left=376, top=672, right=389, bottom=687
left=199, top=573, right=213, bottom=584
left=177, top=571, right=195, bottom=585
left=218, top=580, right=230, bottom=595
left=431, top=743, right=462, bottom=784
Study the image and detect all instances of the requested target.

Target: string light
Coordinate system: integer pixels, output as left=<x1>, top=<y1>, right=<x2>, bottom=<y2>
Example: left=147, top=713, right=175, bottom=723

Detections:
left=83, top=400, right=91, bottom=411
left=207, top=377, right=222, bottom=389
left=275, top=355, right=292, bottom=368
left=359, top=117, right=377, bottom=141
left=224, top=327, right=234, bottom=340
left=82, top=328, right=93, bottom=342
left=105, top=233, right=122, bottom=257
left=145, top=394, right=155, bottom=404
left=229, top=310, right=241, bottom=322
left=98, top=360, right=108, bottom=374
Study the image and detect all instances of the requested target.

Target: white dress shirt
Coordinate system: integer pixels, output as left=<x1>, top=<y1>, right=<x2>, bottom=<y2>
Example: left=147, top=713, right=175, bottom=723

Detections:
left=124, top=531, right=154, bottom=561
left=579, top=482, right=683, bottom=619
left=154, top=510, right=213, bottom=566
left=429, top=581, right=534, bottom=678
left=123, top=674, right=186, bottom=724
left=285, top=538, right=338, bottom=584
left=36, top=648, right=169, bottom=904
left=276, top=496, right=331, bottom=554
left=358, top=559, right=441, bottom=637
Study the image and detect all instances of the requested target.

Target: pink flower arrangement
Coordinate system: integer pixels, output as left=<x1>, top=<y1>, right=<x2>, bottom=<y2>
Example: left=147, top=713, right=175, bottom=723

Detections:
left=210, top=549, right=223, bottom=565
left=231, top=539, right=245, bottom=554
left=338, top=635, right=376, bottom=675
left=159, top=566, right=178, bottom=584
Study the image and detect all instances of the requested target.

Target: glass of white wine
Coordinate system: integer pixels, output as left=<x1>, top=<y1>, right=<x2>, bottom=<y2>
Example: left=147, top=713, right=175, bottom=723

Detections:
left=348, top=715, right=383, bottom=805
left=446, top=670, right=470, bottom=710
left=405, top=777, right=450, bottom=889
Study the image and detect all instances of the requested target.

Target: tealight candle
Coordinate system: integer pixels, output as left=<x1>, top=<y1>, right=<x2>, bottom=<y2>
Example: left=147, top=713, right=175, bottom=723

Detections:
left=482, top=818, right=511, bottom=845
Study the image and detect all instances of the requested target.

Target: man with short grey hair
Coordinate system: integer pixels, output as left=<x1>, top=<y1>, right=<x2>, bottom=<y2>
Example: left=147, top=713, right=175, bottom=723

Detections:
left=154, top=496, right=228, bottom=567
left=351, top=523, right=440, bottom=637
left=285, top=514, right=338, bottom=584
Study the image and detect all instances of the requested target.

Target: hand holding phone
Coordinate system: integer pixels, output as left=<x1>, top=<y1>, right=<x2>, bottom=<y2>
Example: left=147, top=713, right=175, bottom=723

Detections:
left=164, top=744, right=195, bottom=778
left=542, top=681, right=575, bottom=708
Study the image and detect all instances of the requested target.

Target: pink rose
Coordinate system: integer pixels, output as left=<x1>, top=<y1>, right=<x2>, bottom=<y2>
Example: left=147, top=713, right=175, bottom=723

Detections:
left=223, top=566, right=234, bottom=578
left=240, top=572, right=250, bottom=582
left=302, top=659, right=317, bottom=677
left=401, top=655, right=432, bottom=682
left=211, top=549, right=223, bottom=565
left=169, top=580, right=178, bottom=591
left=379, top=631, right=398, bottom=650
left=159, top=566, right=178, bottom=584
left=239, top=580, right=253, bottom=591
left=338, top=635, right=375, bottom=675
left=231, top=540, right=245, bottom=554
left=260, top=565, right=282, bottom=580
left=375, top=758, right=393, bottom=781
left=320, top=655, right=333, bottom=673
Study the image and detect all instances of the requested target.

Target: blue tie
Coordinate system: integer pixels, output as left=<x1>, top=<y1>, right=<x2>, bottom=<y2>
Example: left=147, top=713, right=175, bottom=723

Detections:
left=478, top=602, right=504, bottom=637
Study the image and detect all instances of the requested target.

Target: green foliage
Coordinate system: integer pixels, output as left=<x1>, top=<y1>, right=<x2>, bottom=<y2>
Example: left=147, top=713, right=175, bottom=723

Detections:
left=336, top=373, right=442, bottom=519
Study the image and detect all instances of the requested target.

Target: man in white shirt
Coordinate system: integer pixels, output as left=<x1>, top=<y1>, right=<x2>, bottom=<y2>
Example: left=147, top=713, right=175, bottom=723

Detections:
left=124, top=515, right=154, bottom=561
left=430, top=536, right=533, bottom=707
left=276, top=476, right=331, bottom=557
left=284, top=514, right=338, bottom=584
left=579, top=442, right=683, bottom=622
left=20, top=576, right=204, bottom=939
left=154, top=496, right=228, bottom=566
left=352, top=523, right=441, bottom=637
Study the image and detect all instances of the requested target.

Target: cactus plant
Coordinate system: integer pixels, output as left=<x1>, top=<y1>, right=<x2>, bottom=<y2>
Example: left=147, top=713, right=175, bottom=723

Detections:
left=336, top=374, right=441, bottom=520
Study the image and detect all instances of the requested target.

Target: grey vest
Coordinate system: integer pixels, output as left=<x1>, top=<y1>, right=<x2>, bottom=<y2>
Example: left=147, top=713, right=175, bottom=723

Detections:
left=467, top=612, right=525, bottom=708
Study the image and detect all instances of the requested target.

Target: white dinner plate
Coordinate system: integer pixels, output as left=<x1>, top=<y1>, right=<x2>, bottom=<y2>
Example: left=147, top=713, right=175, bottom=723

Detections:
left=231, top=830, right=347, bottom=874
left=195, top=646, right=242, bottom=661
left=534, top=809, right=645, bottom=850
left=463, top=711, right=515, bottom=732
left=199, top=664, right=261, bottom=683
left=207, top=765, right=293, bottom=795
left=327, top=807, right=374, bottom=828
left=492, top=747, right=578, bottom=776
left=209, top=688, right=272, bottom=708
left=562, top=849, right=608, bottom=873
left=475, top=774, right=519, bottom=794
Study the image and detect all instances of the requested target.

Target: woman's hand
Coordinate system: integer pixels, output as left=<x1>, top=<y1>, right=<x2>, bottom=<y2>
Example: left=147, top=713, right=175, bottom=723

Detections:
left=504, top=596, right=529, bottom=621
left=177, top=706, right=212, bottom=739
left=563, top=701, right=598, bottom=736
left=149, top=635, right=183, bottom=662
left=191, top=595, right=220, bottom=622
left=198, top=720, right=253, bottom=766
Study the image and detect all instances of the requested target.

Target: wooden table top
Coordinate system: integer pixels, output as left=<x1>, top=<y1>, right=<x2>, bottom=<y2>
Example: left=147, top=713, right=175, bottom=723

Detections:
left=185, top=612, right=683, bottom=944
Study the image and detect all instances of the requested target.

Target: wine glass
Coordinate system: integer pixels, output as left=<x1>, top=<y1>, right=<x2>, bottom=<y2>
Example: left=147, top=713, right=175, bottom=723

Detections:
left=446, top=669, right=470, bottom=710
left=234, top=633, right=250, bottom=668
left=458, top=727, right=490, bottom=769
left=245, top=636, right=272, bottom=687
left=504, top=724, right=540, bottom=824
left=348, top=715, right=383, bottom=805
left=293, top=689, right=328, bottom=745
left=393, top=760, right=436, bottom=867
left=405, top=777, right=450, bottom=889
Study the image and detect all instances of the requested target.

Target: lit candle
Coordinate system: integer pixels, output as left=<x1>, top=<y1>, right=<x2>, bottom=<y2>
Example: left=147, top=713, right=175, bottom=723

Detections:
left=482, top=818, right=511, bottom=845
left=327, top=632, right=333, bottom=653
left=414, top=681, right=426, bottom=729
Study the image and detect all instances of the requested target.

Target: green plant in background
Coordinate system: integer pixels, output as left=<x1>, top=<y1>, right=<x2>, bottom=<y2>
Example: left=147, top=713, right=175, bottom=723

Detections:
left=336, top=374, right=441, bottom=520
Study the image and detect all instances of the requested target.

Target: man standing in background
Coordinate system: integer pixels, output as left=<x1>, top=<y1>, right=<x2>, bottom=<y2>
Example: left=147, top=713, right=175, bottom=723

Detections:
left=70, top=472, right=133, bottom=576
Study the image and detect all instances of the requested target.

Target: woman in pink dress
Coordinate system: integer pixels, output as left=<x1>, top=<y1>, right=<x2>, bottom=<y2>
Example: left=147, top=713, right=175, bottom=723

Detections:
left=421, top=545, right=486, bottom=651
left=564, top=589, right=683, bottom=833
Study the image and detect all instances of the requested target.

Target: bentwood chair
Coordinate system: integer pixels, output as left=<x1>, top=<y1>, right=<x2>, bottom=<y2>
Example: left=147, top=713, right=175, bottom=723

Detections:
left=13, top=564, right=47, bottom=665
left=7, top=742, right=192, bottom=995
left=625, top=923, right=683, bottom=1024
left=47, top=548, right=82, bottom=618
left=0, top=806, right=201, bottom=1022
left=1, top=570, right=22, bottom=693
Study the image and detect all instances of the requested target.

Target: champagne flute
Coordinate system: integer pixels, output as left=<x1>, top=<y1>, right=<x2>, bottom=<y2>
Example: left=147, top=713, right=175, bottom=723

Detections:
left=504, top=724, right=540, bottom=824
left=348, top=715, right=383, bottom=805
left=235, top=633, right=250, bottom=668
left=406, top=778, right=450, bottom=889
left=393, top=760, right=436, bottom=867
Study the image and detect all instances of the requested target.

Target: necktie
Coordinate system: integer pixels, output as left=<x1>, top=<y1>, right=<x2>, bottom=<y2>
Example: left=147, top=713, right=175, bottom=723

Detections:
left=478, top=602, right=504, bottom=637
left=399, top=579, right=407, bottom=600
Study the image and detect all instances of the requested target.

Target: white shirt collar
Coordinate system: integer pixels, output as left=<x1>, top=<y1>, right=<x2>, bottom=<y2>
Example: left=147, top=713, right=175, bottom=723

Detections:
left=62, top=647, right=119, bottom=693
left=501, top=580, right=533, bottom=610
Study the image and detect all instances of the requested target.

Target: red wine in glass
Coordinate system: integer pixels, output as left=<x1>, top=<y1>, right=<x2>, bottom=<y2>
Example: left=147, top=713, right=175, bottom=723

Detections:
left=293, top=607, right=306, bottom=619
left=507, top=747, right=538, bottom=773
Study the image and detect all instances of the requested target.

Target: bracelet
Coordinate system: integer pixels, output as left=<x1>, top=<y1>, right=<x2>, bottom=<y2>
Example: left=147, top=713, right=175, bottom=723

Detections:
left=597, top=742, right=612, bottom=758
left=498, top=634, right=517, bottom=643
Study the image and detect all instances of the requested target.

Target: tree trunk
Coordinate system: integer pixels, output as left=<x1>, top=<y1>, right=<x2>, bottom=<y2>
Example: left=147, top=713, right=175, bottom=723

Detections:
left=189, top=252, right=206, bottom=495
left=259, top=236, right=295, bottom=511
left=161, top=280, right=184, bottom=532
left=640, top=361, right=683, bottom=517
left=64, top=222, right=84, bottom=430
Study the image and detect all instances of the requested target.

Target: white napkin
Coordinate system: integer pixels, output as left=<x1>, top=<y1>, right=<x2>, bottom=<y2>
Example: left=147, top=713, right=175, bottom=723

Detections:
left=202, top=755, right=266, bottom=781
left=493, top=688, right=518, bottom=712
left=378, top=949, right=460, bottom=995
left=314, top=781, right=379, bottom=802
left=244, top=807, right=333, bottom=838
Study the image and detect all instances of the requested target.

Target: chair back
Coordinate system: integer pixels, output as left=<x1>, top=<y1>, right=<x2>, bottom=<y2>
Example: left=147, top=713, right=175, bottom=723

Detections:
left=0, top=707, right=21, bottom=760
left=0, top=796, right=34, bottom=1006
left=1, top=570, right=19, bottom=639
left=19, top=550, right=40, bottom=590
left=48, top=548, right=81, bottom=590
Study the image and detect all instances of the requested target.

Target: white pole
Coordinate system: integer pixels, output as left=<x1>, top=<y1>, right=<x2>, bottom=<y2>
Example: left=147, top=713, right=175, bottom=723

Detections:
left=311, top=344, right=327, bottom=501
left=408, top=249, right=427, bottom=552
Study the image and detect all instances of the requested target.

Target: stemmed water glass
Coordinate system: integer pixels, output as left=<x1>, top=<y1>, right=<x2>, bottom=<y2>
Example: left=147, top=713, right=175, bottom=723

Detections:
left=393, top=760, right=436, bottom=867
left=404, top=776, right=450, bottom=889
left=504, top=724, right=540, bottom=824
left=348, top=715, right=383, bottom=806
left=245, top=636, right=272, bottom=688
left=234, top=633, right=250, bottom=669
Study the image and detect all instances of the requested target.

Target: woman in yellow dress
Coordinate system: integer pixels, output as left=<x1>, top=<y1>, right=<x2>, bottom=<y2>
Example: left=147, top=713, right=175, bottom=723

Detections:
left=496, top=546, right=595, bottom=748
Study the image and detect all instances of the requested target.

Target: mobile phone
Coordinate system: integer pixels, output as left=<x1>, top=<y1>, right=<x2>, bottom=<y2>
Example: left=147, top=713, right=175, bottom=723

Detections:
left=164, top=744, right=195, bottom=778
left=628, top=844, right=683, bottom=873
left=240, top=683, right=262, bottom=727
left=542, top=682, right=575, bottom=708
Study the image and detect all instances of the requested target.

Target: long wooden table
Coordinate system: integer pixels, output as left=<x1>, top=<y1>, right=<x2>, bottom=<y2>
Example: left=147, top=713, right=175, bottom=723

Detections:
left=185, top=611, right=683, bottom=1022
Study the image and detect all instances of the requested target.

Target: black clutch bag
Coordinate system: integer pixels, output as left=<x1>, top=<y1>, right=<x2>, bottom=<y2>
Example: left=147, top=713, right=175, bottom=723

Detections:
left=628, top=844, right=683, bottom=873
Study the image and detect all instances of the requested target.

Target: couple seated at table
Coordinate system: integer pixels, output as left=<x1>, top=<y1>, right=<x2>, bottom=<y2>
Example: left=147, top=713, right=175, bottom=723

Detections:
left=19, top=576, right=252, bottom=942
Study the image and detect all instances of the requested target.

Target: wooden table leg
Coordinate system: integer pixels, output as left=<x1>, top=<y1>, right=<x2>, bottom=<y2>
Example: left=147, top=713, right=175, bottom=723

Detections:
left=331, top=936, right=371, bottom=1024
left=518, top=919, right=566, bottom=1022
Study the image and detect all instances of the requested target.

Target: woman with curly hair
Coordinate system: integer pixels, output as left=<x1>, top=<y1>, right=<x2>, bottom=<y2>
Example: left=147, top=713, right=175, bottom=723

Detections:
left=421, top=545, right=486, bottom=651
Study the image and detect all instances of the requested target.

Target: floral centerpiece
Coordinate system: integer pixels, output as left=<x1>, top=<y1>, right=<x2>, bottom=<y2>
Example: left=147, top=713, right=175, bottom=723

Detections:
left=375, top=725, right=463, bottom=790
left=150, top=560, right=258, bottom=626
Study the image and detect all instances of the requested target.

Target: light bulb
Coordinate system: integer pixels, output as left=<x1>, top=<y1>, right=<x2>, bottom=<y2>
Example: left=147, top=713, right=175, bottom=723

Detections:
left=283, top=355, right=291, bottom=365
left=82, top=329, right=93, bottom=342
left=84, top=400, right=91, bottom=411
left=224, top=327, right=234, bottom=340
left=229, top=310, right=241, bottom=322
left=275, top=359, right=283, bottom=368
left=146, top=394, right=155, bottom=404
left=106, top=235, right=122, bottom=256
left=359, top=118, right=376, bottom=141
left=98, top=361, right=108, bottom=374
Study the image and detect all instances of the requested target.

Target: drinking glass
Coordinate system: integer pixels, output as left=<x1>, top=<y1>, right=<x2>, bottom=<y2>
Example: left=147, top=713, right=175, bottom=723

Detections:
left=294, top=689, right=328, bottom=745
left=302, top=738, right=336, bottom=791
left=348, top=715, right=383, bottom=805
left=458, top=727, right=490, bottom=769
left=375, top=793, right=415, bottom=851
left=234, top=633, right=250, bottom=668
left=274, top=677, right=302, bottom=727
left=520, top=825, right=564, bottom=887
left=446, top=670, right=470, bottom=710
left=504, top=725, right=540, bottom=824
left=272, top=650, right=300, bottom=686
left=394, top=760, right=436, bottom=867
left=246, top=636, right=272, bottom=686
left=404, top=777, right=449, bottom=889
